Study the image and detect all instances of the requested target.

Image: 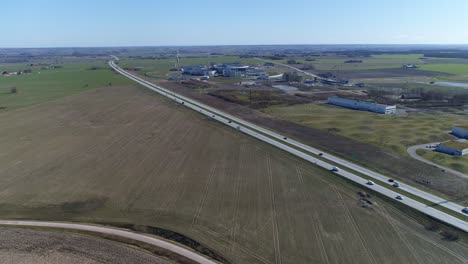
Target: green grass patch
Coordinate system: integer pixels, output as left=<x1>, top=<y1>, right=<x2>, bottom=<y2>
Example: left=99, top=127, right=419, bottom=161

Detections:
left=0, top=62, right=132, bottom=111
left=418, top=149, right=468, bottom=174
left=261, top=103, right=466, bottom=157
left=419, top=64, right=468, bottom=75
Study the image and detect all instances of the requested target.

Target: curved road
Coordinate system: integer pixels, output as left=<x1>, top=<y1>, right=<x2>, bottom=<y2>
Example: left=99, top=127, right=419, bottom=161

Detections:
left=255, top=57, right=323, bottom=79
left=0, top=220, right=218, bottom=264
left=408, top=143, right=468, bottom=179
left=109, top=57, right=468, bottom=232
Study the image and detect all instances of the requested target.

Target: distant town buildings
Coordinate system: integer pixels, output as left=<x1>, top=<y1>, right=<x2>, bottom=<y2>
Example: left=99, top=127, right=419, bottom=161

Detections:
left=181, top=65, right=216, bottom=76
left=452, top=125, right=468, bottom=139
left=327, top=97, right=397, bottom=114
left=436, top=140, right=468, bottom=156
left=181, top=63, right=268, bottom=79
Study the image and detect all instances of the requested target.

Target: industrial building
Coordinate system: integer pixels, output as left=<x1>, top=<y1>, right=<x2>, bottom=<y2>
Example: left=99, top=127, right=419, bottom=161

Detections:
left=452, top=125, right=468, bottom=139
left=436, top=140, right=468, bottom=156
left=181, top=63, right=267, bottom=79
left=181, top=65, right=216, bottom=76
left=327, top=97, right=397, bottom=114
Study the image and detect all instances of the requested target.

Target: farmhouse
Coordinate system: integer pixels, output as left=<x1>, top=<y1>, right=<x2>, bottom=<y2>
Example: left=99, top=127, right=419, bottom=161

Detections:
left=452, top=125, right=468, bottom=139
left=436, top=140, right=468, bottom=156
left=328, top=97, right=397, bottom=114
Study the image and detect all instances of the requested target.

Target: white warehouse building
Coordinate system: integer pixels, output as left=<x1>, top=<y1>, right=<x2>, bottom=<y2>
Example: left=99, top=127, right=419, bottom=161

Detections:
left=328, top=97, right=397, bottom=114
left=452, top=125, right=468, bottom=139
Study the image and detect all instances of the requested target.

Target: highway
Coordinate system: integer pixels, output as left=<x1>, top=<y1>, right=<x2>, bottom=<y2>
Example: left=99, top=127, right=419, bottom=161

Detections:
left=0, top=220, right=218, bottom=264
left=109, top=57, right=468, bottom=232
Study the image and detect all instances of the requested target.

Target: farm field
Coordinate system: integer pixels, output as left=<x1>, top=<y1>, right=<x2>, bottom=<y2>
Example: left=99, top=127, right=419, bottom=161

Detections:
left=262, top=103, right=466, bottom=157
left=270, top=54, right=424, bottom=71
left=419, top=64, right=468, bottom=75
left=0, top=84, right=467, bottom=263
left=0, top=61, right=132, bottom=111
left=0, top=227, right=170, bottom=264
left=417, top=149, right=468, bottom=174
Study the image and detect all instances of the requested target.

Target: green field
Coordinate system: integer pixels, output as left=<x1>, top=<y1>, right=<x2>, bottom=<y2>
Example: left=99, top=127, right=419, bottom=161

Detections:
left=261, top=103, right=466, bottom=157
left=417, top=149, right=468, bottom=174
left=419, top=64, right=468, bottom=75
left=0, top=61, right=132, bottom=111
left=271, top=54, right=424, bottom=71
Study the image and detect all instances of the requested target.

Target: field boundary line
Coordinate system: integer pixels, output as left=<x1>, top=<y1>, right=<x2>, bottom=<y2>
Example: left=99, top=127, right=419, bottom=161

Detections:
left=295, top=166, right=330, bottom=264
left=266, top=154, right=281, bottom=264
left=192, top=164, right=217, bottom=228
left=379, top=205, right=425, bottom=264
left=332, top=186, right=378, bottom=264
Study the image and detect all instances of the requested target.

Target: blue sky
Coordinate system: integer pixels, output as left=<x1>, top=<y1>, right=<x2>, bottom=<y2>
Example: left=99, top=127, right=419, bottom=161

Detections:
left=1, top=0, right=468, bottom=47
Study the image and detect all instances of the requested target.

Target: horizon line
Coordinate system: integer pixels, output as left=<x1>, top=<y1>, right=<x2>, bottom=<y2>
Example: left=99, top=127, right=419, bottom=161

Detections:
left=2, top=43, right=468, bottom=49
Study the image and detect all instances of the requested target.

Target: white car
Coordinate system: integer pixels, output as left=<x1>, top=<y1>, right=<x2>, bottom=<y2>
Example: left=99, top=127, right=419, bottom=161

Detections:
left=331, top=166, right=339, bottom=172
left=367, top=180, right=375, bottom=185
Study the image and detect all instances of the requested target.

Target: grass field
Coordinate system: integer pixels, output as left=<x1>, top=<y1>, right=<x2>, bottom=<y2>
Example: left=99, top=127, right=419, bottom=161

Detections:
left=271, top=54, right=424, bottom=71
left=419, top=64, right=468, bottom=75
left=261, top=103, right=466, bottom=157
left=0, top=61, right=132, bottom=111
left=0, top=84, right=466, bottom=263
left=417, top=149, right=468, bottom=174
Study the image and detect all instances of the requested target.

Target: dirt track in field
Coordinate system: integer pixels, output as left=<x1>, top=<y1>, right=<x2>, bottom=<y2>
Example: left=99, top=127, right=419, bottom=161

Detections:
left=0, top=85, right=467, bottom=264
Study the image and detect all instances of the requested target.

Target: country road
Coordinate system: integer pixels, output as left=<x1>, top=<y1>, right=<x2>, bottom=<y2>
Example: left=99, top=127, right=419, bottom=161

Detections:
left=109, top=57, right=468, bottom=232
left=0, top=220, right=218, bottom=264
left=255, top=57, right=323, bottom=79
left=407, top=143, right=468, bottom=179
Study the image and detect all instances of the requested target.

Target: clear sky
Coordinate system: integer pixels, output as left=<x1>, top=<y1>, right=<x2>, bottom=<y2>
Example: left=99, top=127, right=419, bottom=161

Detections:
left=2, top=0, right=468, bottom=47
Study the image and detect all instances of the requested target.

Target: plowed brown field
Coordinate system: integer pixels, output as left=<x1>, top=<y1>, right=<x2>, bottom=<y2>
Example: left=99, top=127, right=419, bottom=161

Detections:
left=0, top=85, right=466, bottom=264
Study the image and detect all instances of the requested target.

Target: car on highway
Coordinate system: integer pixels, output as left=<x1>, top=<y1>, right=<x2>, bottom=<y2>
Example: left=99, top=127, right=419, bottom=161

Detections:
left=462, top=207, right=468, bottom=214
left=393, top=182, right=400, bottom=188
left=388, top=179, right=394, bottom=182
left=396, top=195, right=403, bottom=200
left=318, top=153, right=323, bottom=156
left=331, top=166, right=339, bottom=172
left=283, top=137, right=287, bottom=140
left=367, top=180, right=375, bottom=185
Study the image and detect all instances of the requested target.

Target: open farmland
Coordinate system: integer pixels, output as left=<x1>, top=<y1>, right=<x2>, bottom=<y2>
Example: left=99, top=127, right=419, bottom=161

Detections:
left=419, top=64, right=468, bottom=76
left=0, top=227, right=171, bottom=264
left=0, top=61, right=132, bottom=111
left=0, top=84, right=467, bottom=263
